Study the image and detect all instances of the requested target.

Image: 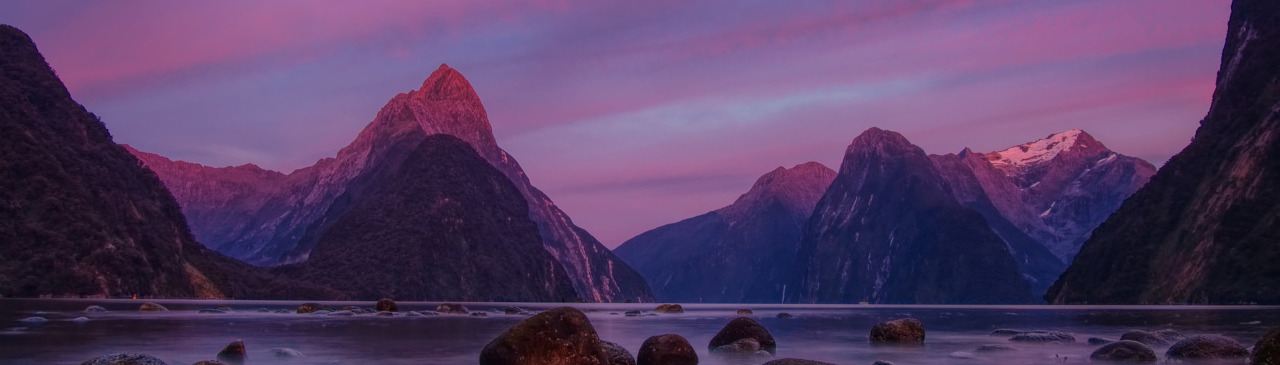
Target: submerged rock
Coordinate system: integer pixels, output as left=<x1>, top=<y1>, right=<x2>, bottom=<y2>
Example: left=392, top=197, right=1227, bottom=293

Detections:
left=638, top=334, right=698, bottom=365
left=869, top=318, right=925, bottom=345
left=989, top=329, right=1022, bottom=336
left=602, top=341, right=636, bottom=365
left=1166, top=335, right=1249, bottom=360
left=948, top=351, right=977, bottom=359
left=776, top=312, right=794, bottom=319
left=1090, top=340, right=1156, bottom=362
left=327, top=310, right=354, bottom=316
left=709, top=317, right=777, bottom=354
left=296, top=303, right=323, bottom=314
left=503, top=306, right=528, bottom=315
left=762, top=359, right=836, bottom=365
left=471, top=312, right=489, bottom=317
left=138, top=302, right=168, bottom=312
left=1088, top=337, right=1115, bottom=345
left=198, top=309, right=227, bottom=314
left=271, top=348, right=305, bottom=358
left=84, top=305, right=108, bottom=313
left=479, top=307, right=609, bottom=365
left=1009, top=331, right=1075, bottom=343
left=18, top=316, right=47, bottom=324
left=653, top=304, right=684, bottom=313
left=80, top=353, right=169, bottom=365
left=737, top=308, right=753, bottom=315
left=376, top=298, right=398, bottom=312
left=216, top=340, right=246, bottom=365
left=625, top=310, right=642, bottom=317
left=437, top=303, right=469, bottom=314
left=976, top=344, right=1017, bottom=352
left=1120, top=330, right=1172, bottom=346
left=72, top=316, right=90, bottom=323
left=1255, top=327, right=1280, bottom=365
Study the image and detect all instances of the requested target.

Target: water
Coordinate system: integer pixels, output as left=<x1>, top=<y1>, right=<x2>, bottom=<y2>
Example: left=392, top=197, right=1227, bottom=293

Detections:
left=1, top=299, right=1276, bottom=364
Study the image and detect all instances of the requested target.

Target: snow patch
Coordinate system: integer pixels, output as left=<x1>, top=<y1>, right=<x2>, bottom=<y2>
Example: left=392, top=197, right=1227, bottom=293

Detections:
left=988, top=130, right=1083, bottom=169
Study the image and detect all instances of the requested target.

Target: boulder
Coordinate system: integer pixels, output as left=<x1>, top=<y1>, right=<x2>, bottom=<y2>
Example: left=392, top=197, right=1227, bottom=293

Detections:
left=296, top=303, right=322, bottom=314
left=376, top=298, right=398, bottom=312
left=1120, top=330, right=1172, bottom=346
left=479, top=307, right=609, bottom=365
left=602, top=341, right=636, bottom=365
left=625, top=310, right=642, bottom=317
left=776, top=312, right=793, bottom=319
left=215, top=340, right=246, bottom=365
left=1009, top=331, right=1075, bottom=343
left=80, top=353, right=169, bottom=365
left=1154, top=329, right=1185, bottom=342
left=975, top=344, right=1017, bottom=352
left=84, top=305, right=108, bottom=313
left=653, top=304, right=684, bottom=313
left=1088, top=337, right=1115, bottom=345
left=869, top=318, right=925, bottom=345
left=637, top=334, right=698, bottom=365
left=1255, top=327, right=1280, bottom=365
left=437, top=303, right=469, bottom=314
left=737, top=309, right=753, bottom=316
left=271, top=348, right=305, bottom=358
left=762, top=360, right=836, bottom=365
left=1090, top=340, right=1157, bottom=362
left=1166, top=335, right=1249, bottom=360
left=138, top=302, right=168, bottom=312
left=709, top=317, right=777, bottom=354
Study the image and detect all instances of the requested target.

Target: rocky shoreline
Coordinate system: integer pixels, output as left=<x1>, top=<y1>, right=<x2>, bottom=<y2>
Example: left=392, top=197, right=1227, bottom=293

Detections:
left=54, top=300, right=1280, bottom=365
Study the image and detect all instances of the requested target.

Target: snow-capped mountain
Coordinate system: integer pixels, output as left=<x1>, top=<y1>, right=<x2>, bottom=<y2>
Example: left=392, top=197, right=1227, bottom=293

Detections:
left=614, top=162, right=837, bottom=303
left=790, top=128, right=1033, bottom=304
left=1049, top=0, right=1280, bottom=304
left=130, top=64, right=653, bottom=302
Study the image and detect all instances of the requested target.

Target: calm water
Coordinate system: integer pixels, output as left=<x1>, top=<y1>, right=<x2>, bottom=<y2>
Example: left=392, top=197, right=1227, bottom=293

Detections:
left=1, top=299, right=1276, bottom=364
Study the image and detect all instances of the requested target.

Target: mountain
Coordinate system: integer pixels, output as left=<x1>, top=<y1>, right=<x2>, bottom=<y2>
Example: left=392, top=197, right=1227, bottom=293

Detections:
left=1047, top=0, right=1280, bottom=304
left=790, top=128, right=1032, bottom=304
left=275, top=134, right=579, bottom=301
left=0, top=24, right=340, bottom=299
left=981, top=130, right=1156, bottom=261
left=130, top=64, right=653, bottom=302
left=614, top=162, right=836, bottom=303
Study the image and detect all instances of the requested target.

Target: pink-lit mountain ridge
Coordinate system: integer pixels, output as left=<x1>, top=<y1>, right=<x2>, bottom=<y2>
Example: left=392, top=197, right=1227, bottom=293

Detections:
left=131, top=65, right=653, bottom=302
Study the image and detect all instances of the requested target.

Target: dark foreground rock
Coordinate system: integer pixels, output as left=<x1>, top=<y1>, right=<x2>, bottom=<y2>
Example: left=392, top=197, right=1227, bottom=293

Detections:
left=762, top=359, right=835, bottom=365
left=1255, top=327, right=1280, bottom=365
left=1090, top=340, right=1156, bottom=362
left=869, top=318, right=925, bottom=345
left=1010, top=331, right=1075, bottom=343
left=138, top=302, right=168, bottom=312
left=602, top=341, right=636, bottom=365
left=376, top=298, right=398, bottom=312
left=80, top=353, right=168, bottom=365
left=479, top=307, right=609, bottom=365
left=638, top=334, right=698, bottom=365
left=1166, top=335, right=1249, bottom=360
left=216, top=340, right=246, bottom=365
left=709, top=317, right=777, bottom=354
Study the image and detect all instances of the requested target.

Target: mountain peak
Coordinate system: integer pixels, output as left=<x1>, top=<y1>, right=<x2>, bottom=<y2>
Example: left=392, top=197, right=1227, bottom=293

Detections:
left=985, top=129, right=1106, bottom=169
left=845, top=127, right=923, bottom=159
left=719, top=162, right=836, bottom=222
left=417, top=63, right=478, bottom=101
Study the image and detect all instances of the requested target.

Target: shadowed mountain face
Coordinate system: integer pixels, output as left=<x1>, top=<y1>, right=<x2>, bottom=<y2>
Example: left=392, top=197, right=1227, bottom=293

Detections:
left=615, top=162, right=836, bottom=303
left=275, top=134, right=579, bottom=301
left=130, top=64, right=653, bottom=302
left=1048, top=0, right=1280, bottom=304
left=0, top=25, right=340, bottom=300
left=790, top=128, right=1032, bottom=304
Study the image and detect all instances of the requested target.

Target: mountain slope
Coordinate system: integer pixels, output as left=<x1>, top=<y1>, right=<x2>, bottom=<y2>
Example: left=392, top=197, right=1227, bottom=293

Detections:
left=1048, top=0, right=1280, bottom=304
left=0, top=24, right=339, bottom=300
left=791, top=128, right=1031, bottom=304
left=615, top=162, right=836, bottom=303
left=131, top=64, right=653, bottom=302
left=276, top=134, right=579, bottom=301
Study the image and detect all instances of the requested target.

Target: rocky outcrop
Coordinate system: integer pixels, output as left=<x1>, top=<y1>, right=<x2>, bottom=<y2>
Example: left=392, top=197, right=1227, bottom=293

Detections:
left=1047, top=0, right=1280, bottom=304
left=215, top=340, right=246, bottom=365
left=791, top=128, right=1032, bottom=304
left=1255, top=327, right=1280, bottom=365
left=616, top=162, right=836, bottom=303
left=709, top=317, right=777, bottom=354
left=869, top=318, right=925, bottom=345
left=479, top=307, right=609, bottom=365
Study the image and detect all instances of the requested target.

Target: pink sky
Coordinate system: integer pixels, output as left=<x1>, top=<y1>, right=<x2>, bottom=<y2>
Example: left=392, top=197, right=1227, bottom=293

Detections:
left=1, top=0, right=1230, bottom=247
